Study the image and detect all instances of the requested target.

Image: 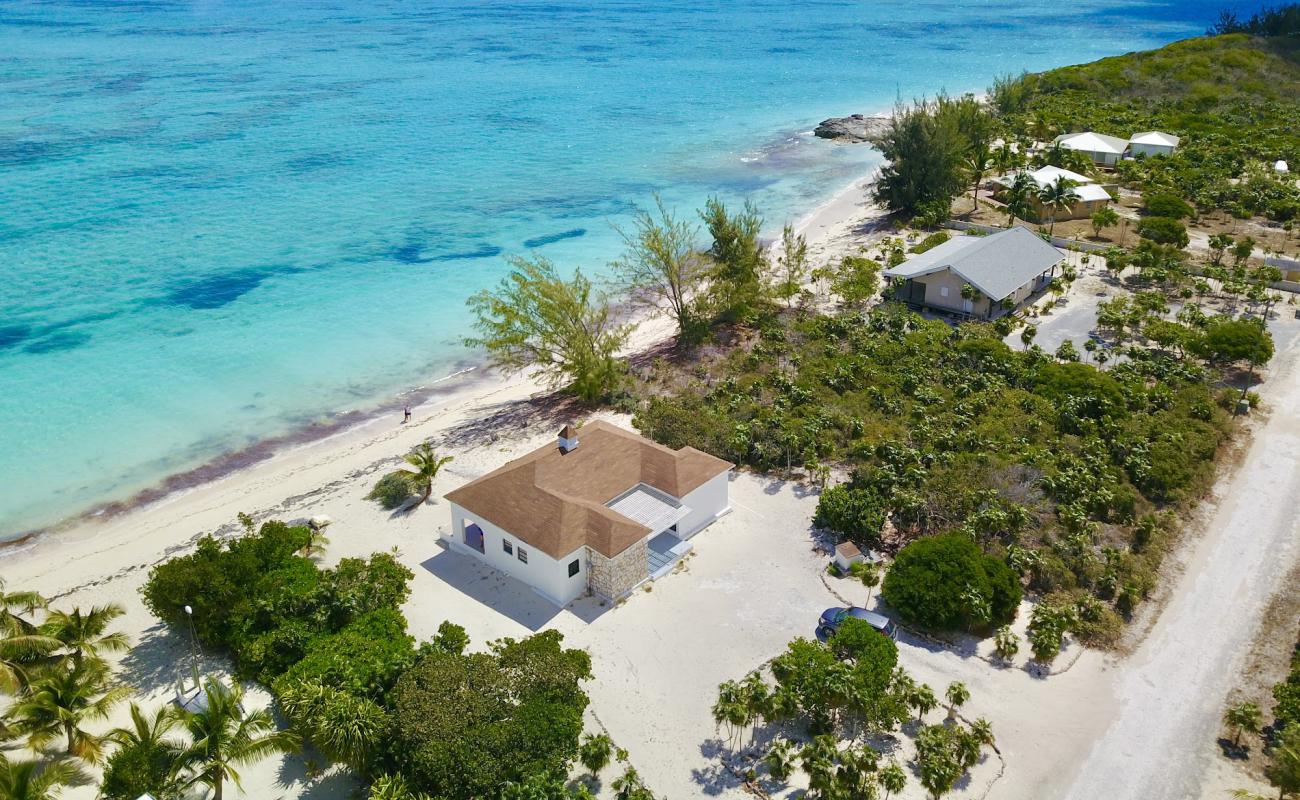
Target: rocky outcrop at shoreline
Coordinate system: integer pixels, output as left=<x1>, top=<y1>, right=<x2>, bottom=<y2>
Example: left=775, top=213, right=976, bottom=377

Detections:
left=814, top=114, right=890, bottom=143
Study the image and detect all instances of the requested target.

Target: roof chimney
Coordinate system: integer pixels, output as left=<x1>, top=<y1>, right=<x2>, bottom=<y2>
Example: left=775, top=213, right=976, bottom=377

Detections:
left=558, top=424, right=579, bottom=454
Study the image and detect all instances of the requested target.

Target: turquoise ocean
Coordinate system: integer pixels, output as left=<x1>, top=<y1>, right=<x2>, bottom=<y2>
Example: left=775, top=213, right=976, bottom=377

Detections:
left=0, top=0, right=1243, bottom=540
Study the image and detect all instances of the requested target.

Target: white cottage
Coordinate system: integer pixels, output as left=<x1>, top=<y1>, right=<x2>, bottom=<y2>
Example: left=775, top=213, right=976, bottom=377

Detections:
left=1054, top=131, right=1129, bottom=166
left=1128, top=131, right=1180, bottom=158
left=443, top=421, right=733, bottom=606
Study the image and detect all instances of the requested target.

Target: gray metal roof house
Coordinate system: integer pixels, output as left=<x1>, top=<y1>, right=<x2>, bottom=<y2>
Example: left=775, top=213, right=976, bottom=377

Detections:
left=883, top=226, right=1064, bottom=320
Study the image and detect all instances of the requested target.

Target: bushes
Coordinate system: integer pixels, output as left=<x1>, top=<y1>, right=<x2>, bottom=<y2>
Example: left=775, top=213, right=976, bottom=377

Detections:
left=273, top=609, right=414, bottom=702
left=388, top=630, right=592, bottom=798
left=909, top=231, right=951, bottom=254
left=100, top=740, right=183, bottom=800
left=881, top=533, right=1021, bottom=632
left=140, top=520, right=583, bottom=797
left=142, top=521, right=310, bottom=647
left=831, top=255, right=881, bottom=306
left=367, top=471, right=417, bottom=510
left=1142, top=192, right=1194, bottom=219
left=1136, top=216, right=1189, bottom=247
left=829, top=617, right=899, bottom=685
left=814, top=485, right=887, bottom=546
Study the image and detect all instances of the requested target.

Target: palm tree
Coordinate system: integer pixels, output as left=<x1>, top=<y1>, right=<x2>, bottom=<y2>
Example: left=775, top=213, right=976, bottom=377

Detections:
left=300, top=527, right=330, bottom=559
left=403, top=444, right=454, bottom=508
left=1223, top=702, right=1262, bottom=748
left=1038, top=177, right=1077, bottom=236
left=178, top=679, right=299, bottom=800
left=106, top=702, right=184, bottom=754
left=0, top=756, right=88, bottom=800
left=945, top=682, right=970, bottom=719
left=879, top=760, right=907, bottom=800
left=970, top=717, right=996, bottom=748
left=966, top=142, right=994, bottom=210
left=1003, top=171, right=1037, bottom=227
left=579, top=732, right=614, bottom=778
left=910, top=683, right=938, bottom=722
left=103, top=703, right=188, bottom=800
left=1, top=627, right=60, bottom=696
left=711, top=680, right=749, bottom=750
left=1, top=580, right=47, bottom=634
left=763, top=739, right=795, bottom=783
left=611, top=766, right=653, bottom=800
left=13, top=660, right=129, bottom=762
left=41, top=604, right=129, bottom=667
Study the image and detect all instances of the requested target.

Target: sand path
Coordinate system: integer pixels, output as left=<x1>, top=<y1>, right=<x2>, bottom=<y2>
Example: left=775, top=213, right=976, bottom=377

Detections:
left=1060, top=321, right=1300, bottom=800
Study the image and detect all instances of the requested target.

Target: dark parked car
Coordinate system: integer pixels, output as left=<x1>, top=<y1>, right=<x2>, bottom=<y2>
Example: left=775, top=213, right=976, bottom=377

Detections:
left=818, top=606, right=898, bottom=640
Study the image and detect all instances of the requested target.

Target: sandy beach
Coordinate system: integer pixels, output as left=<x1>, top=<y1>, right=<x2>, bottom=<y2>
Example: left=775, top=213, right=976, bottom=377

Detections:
left=6, top=163, right=1299, bottom=800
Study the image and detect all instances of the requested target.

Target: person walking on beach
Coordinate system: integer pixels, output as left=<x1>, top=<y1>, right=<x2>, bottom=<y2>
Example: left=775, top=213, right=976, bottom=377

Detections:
left=403, top=406, right=412, bottom=424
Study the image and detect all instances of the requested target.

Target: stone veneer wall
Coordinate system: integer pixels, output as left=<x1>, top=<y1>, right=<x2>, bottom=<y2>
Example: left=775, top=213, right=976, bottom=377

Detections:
left=587, top=539, right=648, bottom=600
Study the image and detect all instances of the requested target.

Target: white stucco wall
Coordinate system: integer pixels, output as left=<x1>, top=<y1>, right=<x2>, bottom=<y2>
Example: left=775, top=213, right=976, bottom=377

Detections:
left=445, top=502, right=589, bottom=606
left=675, top=471, right=732, bottom=538
left=1129, top=143, right=1175, bottom=159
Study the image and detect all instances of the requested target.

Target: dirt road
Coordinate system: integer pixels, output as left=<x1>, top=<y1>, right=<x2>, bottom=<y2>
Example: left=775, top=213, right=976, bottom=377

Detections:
left=1061, top=318, right=1300, bottom=800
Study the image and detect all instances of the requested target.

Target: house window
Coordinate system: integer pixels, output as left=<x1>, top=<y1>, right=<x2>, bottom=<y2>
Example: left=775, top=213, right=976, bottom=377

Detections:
left=568, top=559, right=580, bottom=577
left=517, top=547, right=528, bottom=564
left=939, top=286, right=949, bottom=298
left=502, top=539, right=513, bottom=556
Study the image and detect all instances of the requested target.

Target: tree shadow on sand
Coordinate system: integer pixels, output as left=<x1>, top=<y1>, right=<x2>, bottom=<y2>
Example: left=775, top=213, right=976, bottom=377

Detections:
left=276, top=750, right=361, bottom=800
left=118, top=622, right=198, bottom=696
left=434, top=394, right=582, bottom=452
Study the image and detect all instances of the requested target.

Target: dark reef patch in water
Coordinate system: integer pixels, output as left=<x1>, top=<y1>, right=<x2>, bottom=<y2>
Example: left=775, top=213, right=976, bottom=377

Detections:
left=390, top=242, right=431, bottom=263
left=431, top=245, right=503, bottom=262
left=523, top=228, right=586, bottom=249
left=0, top=324, right=33, bottom=350
left=23, top=330, right=91, bottom=354
left=164, top=266, right=294, bottom=309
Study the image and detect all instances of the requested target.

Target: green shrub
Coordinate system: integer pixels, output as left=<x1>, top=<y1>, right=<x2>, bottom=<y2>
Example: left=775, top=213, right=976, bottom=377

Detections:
left=1143, top=192, right=1194, bottom=219
left=367, top=471, right=417, bottom=510
left=832, top=256, right=882, bottom=306
left=325, top=552, right=415, bottom=627
left=814, top=485, right=887, bottom=546
left=1136, top=216, right=1189, bottom=247
left=881, top=533, right=1022, bottom=632
left=100, top=740, right=184, bottom=800
left=141, top=521, right=310, bottom=647
left=273, top=608, right=415, bottom=702
left=829, top=617, right=899, bottom=682
left=388, top=630, right=592, bottom=798
left=910, top=230, right=951, bottom=254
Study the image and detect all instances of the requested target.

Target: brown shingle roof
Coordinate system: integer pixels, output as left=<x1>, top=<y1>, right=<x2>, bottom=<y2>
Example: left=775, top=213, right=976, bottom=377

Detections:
left=444, top=420, right=733, bottom=559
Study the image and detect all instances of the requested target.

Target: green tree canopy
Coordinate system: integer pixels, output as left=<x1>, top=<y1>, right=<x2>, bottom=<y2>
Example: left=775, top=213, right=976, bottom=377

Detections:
left=1196, top=318, right=1274, bottom=366
left=873, top=98, right=969, bottom=221
left=466, top=256, right=629, bottom=404
left=388, top=630, right=592, bottom=798
left=700, top=197, right=769, bottom=323
left=881, top=533, right=1021, bottom=632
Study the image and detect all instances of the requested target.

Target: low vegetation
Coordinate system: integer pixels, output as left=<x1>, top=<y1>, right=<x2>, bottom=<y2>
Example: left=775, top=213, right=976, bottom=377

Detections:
left=136, top=519, right=597, bottom=799
left=636, top=296, right=1254, bottom=643
left=713, top=621, right=993, bottom=799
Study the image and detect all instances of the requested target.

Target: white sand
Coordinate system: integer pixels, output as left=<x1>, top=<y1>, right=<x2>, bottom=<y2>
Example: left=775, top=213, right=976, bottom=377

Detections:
left=6, top=170, right=1299, bottom=800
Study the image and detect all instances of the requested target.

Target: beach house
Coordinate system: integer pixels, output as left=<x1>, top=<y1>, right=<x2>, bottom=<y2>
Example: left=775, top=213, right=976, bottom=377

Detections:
left=991, top=165, right=1114, bottom=222
left=1054, top=131, right=1129, bottom=166
left=884, top=226, right=1065, bottom=320
left=1128, top=131, right=1180, bottom=158
left=443, top=421, right=733, bottom=606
